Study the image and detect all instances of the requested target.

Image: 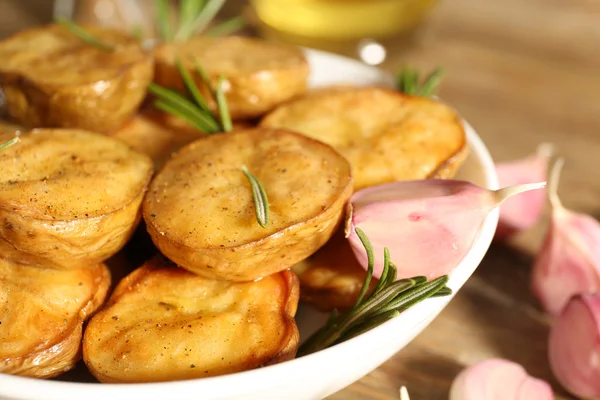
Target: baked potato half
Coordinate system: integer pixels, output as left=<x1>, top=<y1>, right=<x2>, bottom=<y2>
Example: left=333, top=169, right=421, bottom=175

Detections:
left=0, top=24, right=153, bottom=133
left=83, top=256, right=299, bottom=383
left=293, top=227, right=375, bottom=312
left=0, top=260, right=110, bottom=378
left=153, top=36, right=308, bottom=120
left=261, top=87, right=468, bottom=190
left=144, top=128, right=353, bottom=281
left=0, top=128, right=153, bottom=269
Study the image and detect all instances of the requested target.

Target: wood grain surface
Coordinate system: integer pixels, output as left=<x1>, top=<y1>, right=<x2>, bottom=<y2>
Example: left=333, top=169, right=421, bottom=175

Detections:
left=1, top=0, right=598, bottom=399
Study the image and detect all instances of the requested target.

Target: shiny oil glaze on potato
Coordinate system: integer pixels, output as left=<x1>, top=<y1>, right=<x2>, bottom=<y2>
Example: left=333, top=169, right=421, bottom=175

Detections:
left=0, top=260, right=110, bottom=378
left=143, top=128, right=353, bottom=281
left=153, top=36, right=308, bottom=120
left=0, top=129, right=153, bottom=269
left=261, top=87, right=468, bottom=190
left=0, top=24, right=153, bottom=133
left=83, top=256, right=299, bottom=383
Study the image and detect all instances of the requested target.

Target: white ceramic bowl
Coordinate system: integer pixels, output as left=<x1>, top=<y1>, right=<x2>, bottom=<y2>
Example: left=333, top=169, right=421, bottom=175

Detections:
left=0, top=49, right=499, bottom=400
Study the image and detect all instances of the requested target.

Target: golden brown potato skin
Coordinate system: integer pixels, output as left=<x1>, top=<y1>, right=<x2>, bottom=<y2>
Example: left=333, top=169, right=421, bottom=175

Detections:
left=144, top=128, right=353, bottom=281
left=0, top=120, right=23, bottom=134
left=0, top=260, right=110, bottom=378
left=0, top=24, right=153, bottom=133
left=261, top=87, right=468, bottom=190
left=153, top=36, right=308, bottom=120
left=293, top=227, right=375, bottom=312
left=0, top=129, right=153, bottom=268
left=83, top=257, right=299, bottom=383
left=108, top=110, right=254, bottom=171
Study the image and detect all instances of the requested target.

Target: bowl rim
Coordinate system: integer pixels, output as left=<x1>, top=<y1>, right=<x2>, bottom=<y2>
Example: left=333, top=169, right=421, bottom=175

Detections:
left=0, top=50, right=499, bottom=400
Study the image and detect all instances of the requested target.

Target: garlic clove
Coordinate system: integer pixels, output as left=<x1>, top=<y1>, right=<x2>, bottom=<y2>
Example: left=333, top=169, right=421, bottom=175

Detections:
left=549, top=293, right=600, bottom=399
left=495, top=143, right=553, bottom=239
left=345, top=180, right=545, bottom=280
left=531, top=158, right=600, bottom=315
left=450, top=358, right=554, bottom=400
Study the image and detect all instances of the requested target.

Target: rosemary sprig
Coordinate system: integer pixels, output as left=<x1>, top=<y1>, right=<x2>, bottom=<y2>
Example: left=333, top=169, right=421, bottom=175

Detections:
left=157, top=0, right=245, bottom=42
left=241, top=166, right=270, bottom=228
left=0, top=136, right=19, bottom=151
left=56, top=18, right=115, bottom=52
left=148, top=58, right=232, bottom=134
left=396, top=66, right=444, bottom=97
left=297, top=228, right=452, bottom=356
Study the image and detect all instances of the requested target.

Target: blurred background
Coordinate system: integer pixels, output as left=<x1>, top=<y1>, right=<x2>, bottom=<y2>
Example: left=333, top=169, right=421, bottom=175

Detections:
left=1, top=1, right=599, bottom=399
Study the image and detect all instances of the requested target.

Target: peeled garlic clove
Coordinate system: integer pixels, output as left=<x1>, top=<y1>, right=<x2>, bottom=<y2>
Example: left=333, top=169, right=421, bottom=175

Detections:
left=346, top=180, right=545, bottom=280
left=531, top=159, right=600, bottom=315
left=549, top=293, right=600, bottom=399
left=450, top=358, right=553, bottom=400
left=496, top=143, right=553, bottom=239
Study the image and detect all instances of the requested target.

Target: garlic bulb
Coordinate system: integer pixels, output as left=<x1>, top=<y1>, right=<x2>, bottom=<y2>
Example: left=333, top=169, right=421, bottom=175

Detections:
left=531, top=159, right=600, bottom=315
left=345, top=179, right=545, bottom=280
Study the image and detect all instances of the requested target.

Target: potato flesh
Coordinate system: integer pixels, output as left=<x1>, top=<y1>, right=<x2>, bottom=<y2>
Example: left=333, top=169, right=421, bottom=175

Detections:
left=261, top=87, right=468, bottom=190
left=0, top=25, right=147, bottom=85
left=0, top=129, right=152, bottom=220
left=83, top=259, right=299, bottom=383
left=0, top=129, right=152, bottom=268
left=153, top=36, right=309, bottom=120
left=0, top=260, right=110, bottom=378
left=144, top=128, right=352, bottom=281
left=0, top=24, right=153, bottom=133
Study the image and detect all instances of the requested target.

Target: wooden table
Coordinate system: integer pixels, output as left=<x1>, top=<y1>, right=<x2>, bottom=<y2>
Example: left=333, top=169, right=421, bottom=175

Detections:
left=1, top=0, right=599, bottom=398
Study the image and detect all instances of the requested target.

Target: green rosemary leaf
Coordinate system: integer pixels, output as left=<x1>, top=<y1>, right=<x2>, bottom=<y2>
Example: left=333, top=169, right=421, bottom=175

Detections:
left=176, top=0, right=207, bottom=40
left=186, top=0, right=226, bottom=38
left=352, top=227, right=374, bottom=310
left=0, top=136, right=19, bottom=151
left=56, top=18, right=114, bottom=52
left=337, top=310, right=400, bottom=343
left=155, top=0, right=172, bottom=41
left=375, top=275, right=449, bottom=316
left=148, top=83, right=220, bottom=133
left=431, top=285, right=452, bottom=298
left=194, top=60, right=213, bottom=92
left=154, top=99, right=209, bottom=133
left=205, top=16, right=246, bottom=36
left=216, top=76, right=233, bottom=132
left=241, top=166, right=270, bottom=228
left=385, top=262, right=398, bottom=287
left=368, top=247, right=391, bottom=299
left=176, top=58, right=211, bottom=113
left=419, top=68, right=445, bottom=97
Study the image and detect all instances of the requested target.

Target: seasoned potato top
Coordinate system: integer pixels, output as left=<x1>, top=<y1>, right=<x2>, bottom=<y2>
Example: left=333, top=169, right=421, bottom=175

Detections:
left=153, top=36, right=306, bottom=76
left=145, top=128, right=352, bottom=248
left=0, top=129, right=153, bottom=220
left=0, top=260, right=108, bottom=358
left=83, top=259, right=298, bottom=382
left=261, top=87, right=467, bottom=189
left=0, top=24, right=148, bottom=85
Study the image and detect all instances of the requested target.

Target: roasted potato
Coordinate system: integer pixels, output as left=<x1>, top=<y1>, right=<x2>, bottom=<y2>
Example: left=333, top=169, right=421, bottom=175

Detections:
left=83, top=256, right=299, bottom=383
left=153, top=36, right=309, bottom=120
left=261, top=87, right=468, bottom=190
left=0, top=260, right=110, bottom=378
left=293, top=227, right=375, bottom=312
left=0, top=120, right=23, bottom=134
left=144, top=128, right=353, bottom=281
left=0, top=24, right=153, bottom=133
left=0, top=128, right=153, bottom=269
left=109, top=110, right=253, bottom=170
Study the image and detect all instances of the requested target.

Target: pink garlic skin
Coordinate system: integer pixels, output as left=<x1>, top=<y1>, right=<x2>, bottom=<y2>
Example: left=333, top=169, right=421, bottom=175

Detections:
left=449, top=358, right=554, bottom=400
left=549, top=293, right=600, bottom=399
left=532, top=209, right=600, bottom=315
left=531, top=158, right=600, bottom=315
left=346, top=180, right=545, bottom=280
left=495, top=144, right=552, bottom=239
